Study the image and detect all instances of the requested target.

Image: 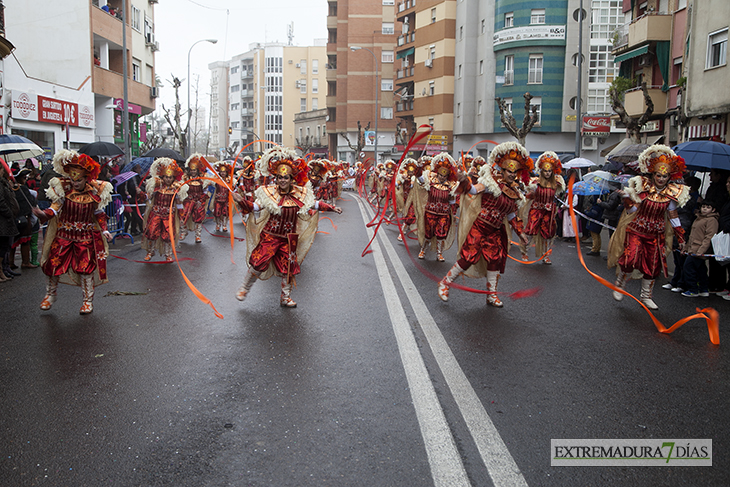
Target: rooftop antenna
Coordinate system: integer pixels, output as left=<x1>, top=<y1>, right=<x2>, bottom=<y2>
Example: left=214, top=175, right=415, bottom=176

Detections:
left=287, top=22, right=294, bottom=45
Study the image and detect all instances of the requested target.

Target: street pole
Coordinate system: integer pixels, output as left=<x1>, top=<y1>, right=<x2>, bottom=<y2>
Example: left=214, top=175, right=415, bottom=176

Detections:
left=351, top=46, right=378, bottom=165
left=187, top=39, right=217, bottom=158
left=121, top=0, right=130, bottom=166
left=575, top=0, right=584, bottom=158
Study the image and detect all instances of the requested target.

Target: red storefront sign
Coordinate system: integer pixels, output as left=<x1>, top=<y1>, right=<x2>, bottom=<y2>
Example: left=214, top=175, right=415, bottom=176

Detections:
left=582, top=116, right=611, bottom=136
left=38, top=95, right=78, bottom=126
left=11, top=90, right=94, bottom=128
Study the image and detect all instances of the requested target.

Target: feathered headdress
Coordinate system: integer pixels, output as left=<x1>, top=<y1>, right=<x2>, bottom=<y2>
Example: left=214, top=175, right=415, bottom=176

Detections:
left=52, top=149, right=101, bottom=181
left=638, top=145, right=685, bottom=180
left=186, top=153, right=204, bottom=171
left=536, top=151, right=562, bottom=175
left=150, top=157, right=183, bottom=180
left=430, top=153, right=458, bottom=182
left=257, top=145, right=309, bottom=186
left=487, top=141, right=534, bottom=184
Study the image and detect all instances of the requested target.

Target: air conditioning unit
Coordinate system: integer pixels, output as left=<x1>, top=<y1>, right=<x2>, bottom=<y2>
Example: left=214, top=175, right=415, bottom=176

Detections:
left=295, top=63, right=300, bottom=68
left=150, top=86, right=159, bottom=98
left=295, top=80, right=302, bottom=88
left=145, top=33, right=155, bottom=45
left=638, top=54, right=651, bottom=66
left=581, top=136, right=597, bottom=151
left=148, top=0, right=159, bottom=4
left=425, top=58, right=433, bottom=68
left=151, top=41, right=159, bottom=52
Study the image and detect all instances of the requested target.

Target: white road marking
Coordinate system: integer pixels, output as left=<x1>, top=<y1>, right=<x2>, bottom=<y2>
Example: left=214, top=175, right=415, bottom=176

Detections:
left=358, top=195, right=528, bottom=487
left=355, top=197, right=471, bottom=487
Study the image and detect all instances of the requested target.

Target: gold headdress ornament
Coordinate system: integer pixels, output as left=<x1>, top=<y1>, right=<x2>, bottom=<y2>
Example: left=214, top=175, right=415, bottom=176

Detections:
left=185, top=153, right=204, bottom=171
left=257, top=145, right=309, bottom=185
left=471, top=156, right=486, bottom=169
left=536, top=151, right=562, bottom=174
left=430, top=152, right=458, bottom=181
left=638, top=144, right=686, bottom=179
left=384, top=159, right=397, bottom=172
left=487, top=141, right=534, bottom=184
left=52, top=149, right=101, bottom=181
left=150, top=157, right=183, bottom=180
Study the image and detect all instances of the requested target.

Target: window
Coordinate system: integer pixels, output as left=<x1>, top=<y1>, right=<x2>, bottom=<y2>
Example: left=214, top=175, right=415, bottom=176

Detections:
left=531, top=9, right=545, bottom=24
left=382, top=50, right=394, bottom=63
left=382, top=22, right=395, bottom=35
left=383, top=0, right=394, bottom=4
left=231, top=103, right=239, bottom=110
left=132, top=61, right=140, bottom=81
left=312, top=98, right=318, bottom=110
left=707, top=28, right=728, bottom=69
left=381, top=79, right=393, bottom=91
left=300, top=98, right=307, bottom=112
left=504, top=55, right=514, bottom=85
left=231, top=85, right=240, bottom=93
left=479, top=60, right=484, bottom=75
left=312, top=79, right=319, bottom=94
left=428, top=117, right=434, bottom=128
left=429, top=81, right=435, bottom=96
left=503, top=98, right=513, bottom=118
left=588, top=88, right=611, bottom=113
left=231, top=66, right=238, bottom=74
left=300, top=60, right=307, bottom=74
left=528, top=55, right=543, bottom=84
left=677, top=0, right=687, bottom=9
left=312, top=59, right=319, bottom=74
left=505, top=12, right=514, bottom=28
left=481, top=19, right=486, bottom=34
left=299, top=80, right=307, bottom=93
left=431, top=8, right=437, bottom=23
left=478, top=100, right=482, bottom=115
left=458, top=64, right=462, bottom=78
left=231, top=122, right=239, bottom=129
left=456, top=103, right=461, bottom=117
left=589, top=45, right=618, bottom=83
left=460, top=26, right=463, bottom=40
left=381, top=107, right=393, bottom=119
left=590, top=0, right=624, bottom=40
left=530, top=97, right=542, bottom=125
left=430, top=46, right=436, bottom=60
left=299, top=127, right=303, bottom=140
left=131, top=6, right=141, bottom=31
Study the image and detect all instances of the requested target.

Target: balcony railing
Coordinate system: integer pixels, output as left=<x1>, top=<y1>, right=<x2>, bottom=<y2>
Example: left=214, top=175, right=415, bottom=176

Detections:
left=396, top=100, right=414, bottom=112
left=397, top=0, right=416, bottom=13
left=623, top=85, right=668, bottom=117
left=504, top=70, right=514, bottom=85
left=397, top=32, right=415, bottom=46
left=397, top=67, right=415, bottom=79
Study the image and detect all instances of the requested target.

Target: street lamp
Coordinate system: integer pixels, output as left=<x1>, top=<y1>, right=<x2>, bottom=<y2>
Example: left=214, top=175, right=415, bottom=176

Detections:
left=187, top=38, right=218, bottom=157
left=350, top=46, right=379, bottom=164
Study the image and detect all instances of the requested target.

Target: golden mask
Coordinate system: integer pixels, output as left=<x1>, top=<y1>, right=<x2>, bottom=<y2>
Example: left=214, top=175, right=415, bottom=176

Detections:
left=67, top=168, right=87, bottom=182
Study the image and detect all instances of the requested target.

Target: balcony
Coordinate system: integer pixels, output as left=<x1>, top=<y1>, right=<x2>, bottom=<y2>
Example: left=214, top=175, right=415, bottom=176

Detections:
left=396, top=100, right=413, bottom=113
left=91, top=5, right=126, bottom=46
left=326, top=65, right=337, bottom=82
left=613, top=13, right=672, bottom=54
left=397, top=32, right=415, bottom=47
left=397, top=0, right=416, bottom=14
left=92, top=65, right=155, bottom=111
left=327, top=15, right=337, bottom=30
left=623, top=85, right=667, bottom=117
left=396, top=67, right=414, bottom=79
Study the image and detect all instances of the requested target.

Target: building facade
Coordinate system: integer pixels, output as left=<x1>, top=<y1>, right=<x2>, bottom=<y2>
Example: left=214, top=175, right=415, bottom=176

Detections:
left=453, top=0, right=589, bottom=159
left=3, top=0, right=157, bottom=158
left=327, top=0, right=397, bottom=163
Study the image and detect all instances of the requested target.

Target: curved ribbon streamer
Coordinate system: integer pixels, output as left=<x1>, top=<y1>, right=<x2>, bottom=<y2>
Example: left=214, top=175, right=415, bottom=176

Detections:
left=319, top=216, right=338, bottom=231
left=507, top=248, right=553, bottom=265
left=566, top=174, right=720, bottom=345
left=109, top=254, right=195, bottom=264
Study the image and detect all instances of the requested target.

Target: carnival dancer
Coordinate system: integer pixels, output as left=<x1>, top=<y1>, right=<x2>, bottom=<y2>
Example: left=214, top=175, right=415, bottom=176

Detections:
left=369, top=161, right=384, bottom=204
left=467, top=156, right=487, bottom=184
left=32, top=150, right=113, bottom=314
left=395, top=158, right=421, bottom=242
left=232, top=146, right=342, bottom=308
left=607, top=144, right=689, bottom=309
left=308, top=159, right=329, bottom=201
left=437, top=141, right=532, bottom=307
left=380, top=160, right=397, bottom=219
left=236, top=156, right=257, bottom=224
left=142, top=158, right=188, bottom=262
left=520, top=151, right=565, bottom=264
left=412, top=153, right=469, bottom=261
left=212, top=162, right=233, bottom=232
left=180, top=154, right=212, bottom=243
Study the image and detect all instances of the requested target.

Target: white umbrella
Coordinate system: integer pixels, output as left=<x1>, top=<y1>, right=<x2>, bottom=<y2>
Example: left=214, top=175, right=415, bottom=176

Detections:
left=0, top=134, right=45, bottom=162
left=562, top=157, right=596, bottom=169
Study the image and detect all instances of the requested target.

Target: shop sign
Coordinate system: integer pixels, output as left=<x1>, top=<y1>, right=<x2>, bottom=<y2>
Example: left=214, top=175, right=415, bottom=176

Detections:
left=114, top=98, right=142, bottom=115
left=582, top=116, right=611, bottom=136
left=493, top=25, right=566, bottom=48
left=11, top=90, right=94, bottom=128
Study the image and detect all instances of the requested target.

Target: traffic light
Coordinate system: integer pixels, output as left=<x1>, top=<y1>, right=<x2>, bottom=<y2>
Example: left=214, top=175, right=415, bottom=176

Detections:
left=228, top=127, right=232, bottom=134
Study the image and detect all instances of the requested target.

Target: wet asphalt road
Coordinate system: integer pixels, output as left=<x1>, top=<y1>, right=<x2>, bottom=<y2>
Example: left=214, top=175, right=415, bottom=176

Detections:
left=1, top=191, right=729, bottom=486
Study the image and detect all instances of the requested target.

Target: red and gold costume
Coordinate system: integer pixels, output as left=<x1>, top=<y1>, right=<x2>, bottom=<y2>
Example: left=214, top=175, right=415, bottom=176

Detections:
left=438, top=141, right=532, bottom=307
left=142, top=158, right=188, bottom=261
left=396, top=158, right=421, bottom=241
left=180, top=154, right=212, bottom=243
left=308, top=159, right=329, bottom=201
left=412, top=153, right=468, bottom=261
left=608, top=145, right=689, bottom=309
left=213, top=162, right=232, bottom=232
left=235, top=146, right=342, bottom=308
left=39, top=150, right=113, bottom=314
left=522, top=151, right=565, bottom=263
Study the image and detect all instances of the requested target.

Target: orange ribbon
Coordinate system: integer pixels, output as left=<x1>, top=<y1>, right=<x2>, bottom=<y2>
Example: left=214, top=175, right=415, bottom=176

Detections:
left=566, top=173, right=719, bottom=345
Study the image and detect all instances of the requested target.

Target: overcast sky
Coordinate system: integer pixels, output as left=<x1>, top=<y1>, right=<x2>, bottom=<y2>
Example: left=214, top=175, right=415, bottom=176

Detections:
left=152, top=0, right=327, bottom=116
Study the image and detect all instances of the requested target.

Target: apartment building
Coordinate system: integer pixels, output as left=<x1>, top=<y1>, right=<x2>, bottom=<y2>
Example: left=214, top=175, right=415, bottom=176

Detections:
left=326, top=0, right=397, bottom=163
left=3, top=0, right=157, bottom=157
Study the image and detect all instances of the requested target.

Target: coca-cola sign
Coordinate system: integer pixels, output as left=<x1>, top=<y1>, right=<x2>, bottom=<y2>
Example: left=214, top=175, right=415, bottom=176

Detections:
left=582, top=116, right=611, bottom=136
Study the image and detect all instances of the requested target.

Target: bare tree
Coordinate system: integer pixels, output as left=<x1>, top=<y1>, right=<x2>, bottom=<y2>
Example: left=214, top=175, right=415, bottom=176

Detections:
left=395, top=119, right=417, bottom=146
left=295, top=135, right=315, bottom=157
left=161, top=75, right=187, bottom=155
left=141, top=131, right=166, bottom=154
left=609, top=78, right=654, bottom=143
left=341, top=121, right=371, bottom=159
left=495, top=93, right=539, bottom=146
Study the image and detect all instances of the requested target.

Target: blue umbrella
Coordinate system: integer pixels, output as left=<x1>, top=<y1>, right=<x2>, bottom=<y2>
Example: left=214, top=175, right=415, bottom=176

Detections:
left=0, top=134, right=45, bottom=162
left=121, top=156, right=154, bottom=174
left=571, top=180, right=611, bottom=196
left=672, top=140, right=730, bottom=172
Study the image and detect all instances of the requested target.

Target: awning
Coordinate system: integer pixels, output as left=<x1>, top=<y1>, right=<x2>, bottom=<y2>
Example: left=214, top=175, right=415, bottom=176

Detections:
left=688, top=122, right=727, bottom=139
left=603, top=137, right=634, bottom=158
left=396, top=47, right=415, bottom=60
left=613, top=45, right=648, bottom=63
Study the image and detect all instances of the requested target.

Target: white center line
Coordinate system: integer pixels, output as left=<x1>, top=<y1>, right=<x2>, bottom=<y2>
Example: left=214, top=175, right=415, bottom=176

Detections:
left=358, top=195, right=528, bottom=487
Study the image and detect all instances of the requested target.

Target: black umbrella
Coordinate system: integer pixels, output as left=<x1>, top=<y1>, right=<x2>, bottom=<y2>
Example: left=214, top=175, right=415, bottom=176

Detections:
left=79, top=141, right=124, bottom=157
left=142, top=147, right=185, bottom=162
left=606, top=143, right=649, bottom=164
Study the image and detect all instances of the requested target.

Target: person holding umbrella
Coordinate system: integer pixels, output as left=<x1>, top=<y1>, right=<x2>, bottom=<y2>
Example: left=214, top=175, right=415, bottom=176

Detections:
left=607, top=145, right=690, bottom=310
left=32, top=150, right=114, bottom=314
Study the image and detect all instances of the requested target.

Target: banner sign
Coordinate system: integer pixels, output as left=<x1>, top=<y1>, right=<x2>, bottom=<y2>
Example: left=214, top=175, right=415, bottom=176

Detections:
left=11, top=90, right=94, bottom=128
left=494, top=25, right=566, bottom=48
left=582, top=116, right=611, bottom=136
